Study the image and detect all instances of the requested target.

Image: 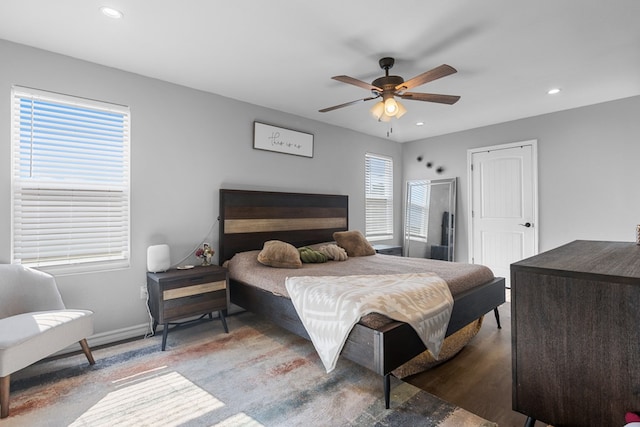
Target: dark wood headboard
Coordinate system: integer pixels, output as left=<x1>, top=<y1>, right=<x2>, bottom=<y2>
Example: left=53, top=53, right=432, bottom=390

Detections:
left=218, top=189, right=349, bottom=263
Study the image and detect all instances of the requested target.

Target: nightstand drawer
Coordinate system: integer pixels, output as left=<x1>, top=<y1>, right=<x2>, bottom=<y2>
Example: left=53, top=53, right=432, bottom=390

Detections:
left=163, top=280, right=226, bottom=300
left=163, top=289, right=227, bottom=322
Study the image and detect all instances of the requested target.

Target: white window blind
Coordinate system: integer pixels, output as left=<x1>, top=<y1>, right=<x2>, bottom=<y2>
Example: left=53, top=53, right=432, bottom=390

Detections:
left=365, top=153, right=393, bottom=240
left=11, top=87, right=130, bottom=272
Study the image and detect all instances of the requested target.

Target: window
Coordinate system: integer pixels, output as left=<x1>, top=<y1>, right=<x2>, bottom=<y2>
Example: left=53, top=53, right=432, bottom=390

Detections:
left=11, top=87, right=130, bottom=273
left=364, top=153, right=393, bottom=240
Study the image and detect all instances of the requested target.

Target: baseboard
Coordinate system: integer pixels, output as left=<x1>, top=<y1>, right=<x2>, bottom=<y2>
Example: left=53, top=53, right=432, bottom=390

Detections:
left=88, top=323, right=153, bottom=348
left=52, top=322, right=152, bottom=357
left=52, top=306, right=243, bottom=357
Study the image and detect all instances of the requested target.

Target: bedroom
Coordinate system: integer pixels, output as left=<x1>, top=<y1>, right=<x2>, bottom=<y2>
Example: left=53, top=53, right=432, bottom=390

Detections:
left=1, top=1, right=639, bottom=425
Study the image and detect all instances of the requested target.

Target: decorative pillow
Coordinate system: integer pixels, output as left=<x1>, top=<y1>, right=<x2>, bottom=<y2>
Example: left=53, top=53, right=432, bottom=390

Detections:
left=257, top=240, right=302, bottom=268
left=318, top=244, right=348, bottom=261
left=332, top=230, right=376, bottom=257
left=298, top=246, right=328, bottom=263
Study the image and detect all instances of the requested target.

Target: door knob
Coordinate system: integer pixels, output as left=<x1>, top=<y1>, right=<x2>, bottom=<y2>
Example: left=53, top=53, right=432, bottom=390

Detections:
left=519, top=222, right=532, bottom=228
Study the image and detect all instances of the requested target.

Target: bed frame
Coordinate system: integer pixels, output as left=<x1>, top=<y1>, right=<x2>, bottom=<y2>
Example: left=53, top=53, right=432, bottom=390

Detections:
left=219, top=189, right=506, bottom=408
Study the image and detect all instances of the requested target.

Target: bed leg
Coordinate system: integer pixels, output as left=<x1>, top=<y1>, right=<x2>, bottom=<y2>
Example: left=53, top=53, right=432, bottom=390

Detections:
left=384, top=374, right=391, bottom=409
left=493, top=307, right=502, bottom=329
left=524, top=416, right=536, bottom=426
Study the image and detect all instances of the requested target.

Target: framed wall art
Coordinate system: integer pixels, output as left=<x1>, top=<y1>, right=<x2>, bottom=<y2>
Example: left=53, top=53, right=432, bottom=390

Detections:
left=253, top=121, right=314, bottom=158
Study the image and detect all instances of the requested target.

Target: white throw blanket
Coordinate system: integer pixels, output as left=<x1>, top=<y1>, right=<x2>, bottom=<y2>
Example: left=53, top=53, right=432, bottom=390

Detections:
left=285, top=272, right=453, bottom=373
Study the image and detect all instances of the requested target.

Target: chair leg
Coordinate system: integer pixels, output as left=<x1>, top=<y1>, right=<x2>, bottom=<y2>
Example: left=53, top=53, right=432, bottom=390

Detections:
left=79, top=339, right=96, bottom=365
left=1, top=375, right=9, bottom=419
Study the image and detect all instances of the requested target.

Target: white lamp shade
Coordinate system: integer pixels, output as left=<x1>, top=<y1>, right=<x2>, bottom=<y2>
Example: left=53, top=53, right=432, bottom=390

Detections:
left=396, top=100, right=407, bottom=118
left=370, top=101, right=385, bottom=120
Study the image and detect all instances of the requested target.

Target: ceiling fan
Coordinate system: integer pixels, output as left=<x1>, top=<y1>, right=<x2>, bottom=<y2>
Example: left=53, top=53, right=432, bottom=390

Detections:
left=319, top=57, right=460, bottom=121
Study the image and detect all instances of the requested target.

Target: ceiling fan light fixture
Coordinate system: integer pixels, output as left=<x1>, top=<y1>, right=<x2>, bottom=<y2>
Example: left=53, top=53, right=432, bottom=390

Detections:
left=384, top=97, right=398, bottom=116
left=371, top=99, right=406, bottom=121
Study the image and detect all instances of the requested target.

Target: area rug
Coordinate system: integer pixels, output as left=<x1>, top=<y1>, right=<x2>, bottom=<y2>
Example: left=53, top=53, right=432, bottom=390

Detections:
left=5, top=312, right=497, bottom=426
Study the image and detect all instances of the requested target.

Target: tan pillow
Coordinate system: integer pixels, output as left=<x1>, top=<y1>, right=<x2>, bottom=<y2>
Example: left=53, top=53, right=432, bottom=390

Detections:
left=257, top=240, right=302, bottom=268
left=332, top=230, right=376, bottom=257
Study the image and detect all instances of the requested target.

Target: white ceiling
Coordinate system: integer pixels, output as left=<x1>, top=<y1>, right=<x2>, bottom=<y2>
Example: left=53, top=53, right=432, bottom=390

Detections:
left=1, top=0, right=639, bottom=143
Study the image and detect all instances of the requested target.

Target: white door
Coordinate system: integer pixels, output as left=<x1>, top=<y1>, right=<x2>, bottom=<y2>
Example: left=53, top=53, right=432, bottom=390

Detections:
left=468, top=141, right=538, bottom=286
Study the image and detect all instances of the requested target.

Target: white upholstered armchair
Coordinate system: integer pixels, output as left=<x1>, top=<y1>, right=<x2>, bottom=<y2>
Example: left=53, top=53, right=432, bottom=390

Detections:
left=0, top=264, right=95, bottom=418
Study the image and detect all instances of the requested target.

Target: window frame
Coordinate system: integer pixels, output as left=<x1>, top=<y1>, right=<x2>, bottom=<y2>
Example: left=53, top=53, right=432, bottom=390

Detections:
left=10, top=86, right=131, bottom=275
left=364, top=152, right=393, bottom=241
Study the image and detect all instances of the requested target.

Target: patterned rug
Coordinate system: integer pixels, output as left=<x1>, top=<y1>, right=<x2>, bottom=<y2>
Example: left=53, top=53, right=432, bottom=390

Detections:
left=5, top=312, right=497, bottom=426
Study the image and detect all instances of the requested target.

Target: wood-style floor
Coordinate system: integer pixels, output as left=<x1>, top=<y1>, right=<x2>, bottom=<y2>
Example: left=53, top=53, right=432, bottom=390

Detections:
left=406, top=294, right=541, bottom=427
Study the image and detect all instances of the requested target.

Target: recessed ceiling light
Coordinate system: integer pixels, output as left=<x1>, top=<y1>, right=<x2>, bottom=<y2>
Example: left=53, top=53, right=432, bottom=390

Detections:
left=100, top=6, right=123, bottom=19
left=416, top=122, right=425, bottom=126
left=547, top=88, right=561, bottom=95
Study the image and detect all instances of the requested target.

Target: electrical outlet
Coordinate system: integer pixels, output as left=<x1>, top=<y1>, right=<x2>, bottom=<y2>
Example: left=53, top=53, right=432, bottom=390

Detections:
left=140, top=285, right=148, bottom=300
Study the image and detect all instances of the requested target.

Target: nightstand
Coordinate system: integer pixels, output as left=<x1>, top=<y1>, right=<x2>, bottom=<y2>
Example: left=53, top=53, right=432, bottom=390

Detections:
left=146, top=264, right=230, bottom=350
left=372, top=244, right=403, bottom=256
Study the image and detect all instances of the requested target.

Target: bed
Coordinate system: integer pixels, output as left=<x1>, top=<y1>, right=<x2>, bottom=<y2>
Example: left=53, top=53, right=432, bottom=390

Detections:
left=218, top=189, right=506, bottom=408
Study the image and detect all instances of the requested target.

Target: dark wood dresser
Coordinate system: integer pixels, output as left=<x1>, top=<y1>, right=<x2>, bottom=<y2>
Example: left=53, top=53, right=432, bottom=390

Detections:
left=511, top=240, right=640, bottom=427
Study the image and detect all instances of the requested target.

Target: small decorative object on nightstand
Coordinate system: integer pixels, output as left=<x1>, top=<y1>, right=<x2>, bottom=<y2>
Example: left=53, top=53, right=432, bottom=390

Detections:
left=372, top=244, right=403, bottom=256
left=146, top=264, right=229, bottom=350
left=195, top=243, right=214, bottom=266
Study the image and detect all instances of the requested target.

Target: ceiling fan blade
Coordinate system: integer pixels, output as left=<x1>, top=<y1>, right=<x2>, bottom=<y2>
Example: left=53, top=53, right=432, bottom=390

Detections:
left=319, top=96, right=379, bottom=113
left=395, top=64, right=457, bottom=91
left=332, top=75, right=382, bottom=92
left=399, top=92, right=461, bottom=104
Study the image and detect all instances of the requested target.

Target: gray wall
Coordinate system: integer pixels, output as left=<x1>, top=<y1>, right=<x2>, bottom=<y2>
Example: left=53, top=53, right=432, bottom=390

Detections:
left=403, top=95, right=640, bottom=262
left=0, top=40, right=403, bottom=343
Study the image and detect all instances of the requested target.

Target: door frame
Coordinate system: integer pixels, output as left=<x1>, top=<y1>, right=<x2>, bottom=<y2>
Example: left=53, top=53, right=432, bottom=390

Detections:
left=466, top=140, right=539, bottom=264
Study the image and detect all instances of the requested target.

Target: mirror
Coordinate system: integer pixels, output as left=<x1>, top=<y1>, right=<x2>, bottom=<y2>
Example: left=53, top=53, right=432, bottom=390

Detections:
left=404, top=178, right=457, bottom=261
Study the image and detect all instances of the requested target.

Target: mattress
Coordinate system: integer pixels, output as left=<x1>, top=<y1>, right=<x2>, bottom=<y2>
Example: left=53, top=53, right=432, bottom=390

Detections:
left=226, top=249, right=495, bottom=330
left=227, top=249, right=494, bottom=298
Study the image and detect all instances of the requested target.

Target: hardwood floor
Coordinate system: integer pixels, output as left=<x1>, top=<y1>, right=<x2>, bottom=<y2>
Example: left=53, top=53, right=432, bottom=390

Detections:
left=406, top=294, right=542, bottom=427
